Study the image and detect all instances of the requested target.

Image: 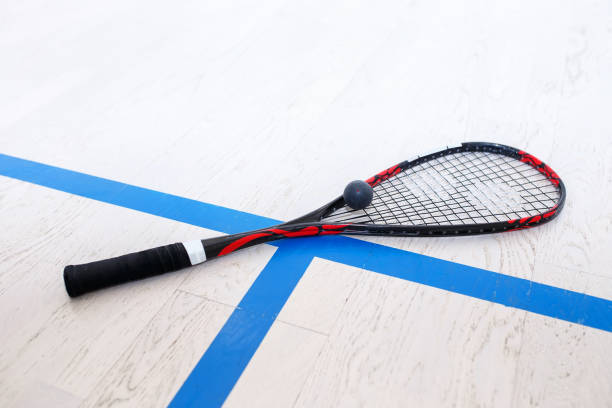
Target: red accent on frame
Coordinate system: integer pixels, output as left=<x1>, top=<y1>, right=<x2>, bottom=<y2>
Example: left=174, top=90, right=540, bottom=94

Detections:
left=322, top=224, right=348, bottom=230
left=366, top=164, right=402, bottom=187
left=542, top=206, right=558, bottom=218
left=510, top=151, right=561, bottom=230
left=268, top=226, right=320, bottom=238
left=218, top=232, right=272, bottom=256
left=320, top=230, right=342, bottom=235
left=537, top=164, right=560, bottom=186
left=218, top=224, right=351, bottom=257
left=517, top=150, right=561, bottom=187
left=507, top=205, right=558, bottom=229
left=321, top=224, right=349, bottom=234
left=518, top=152, right=542, bottom=167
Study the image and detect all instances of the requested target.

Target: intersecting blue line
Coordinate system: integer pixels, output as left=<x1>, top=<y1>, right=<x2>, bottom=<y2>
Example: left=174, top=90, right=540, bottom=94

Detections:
left=169, top=243, right=314, bottom=408
left=1, top=153, right=611, bottom=408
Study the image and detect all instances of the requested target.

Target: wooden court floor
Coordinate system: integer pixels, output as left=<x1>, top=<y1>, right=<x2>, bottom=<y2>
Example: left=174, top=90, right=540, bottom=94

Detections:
left=1, top=0, right=611, bottom=407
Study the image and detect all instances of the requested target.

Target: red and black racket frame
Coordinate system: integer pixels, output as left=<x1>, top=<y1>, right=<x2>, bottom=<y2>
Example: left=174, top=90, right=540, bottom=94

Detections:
left=202, top=142, right=565, bottom=259
left=64, top=142, right=565, bottom=297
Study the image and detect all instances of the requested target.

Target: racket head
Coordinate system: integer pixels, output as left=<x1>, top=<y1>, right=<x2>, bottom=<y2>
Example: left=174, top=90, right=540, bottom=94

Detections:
left=316, top=142, right=565, bottom=236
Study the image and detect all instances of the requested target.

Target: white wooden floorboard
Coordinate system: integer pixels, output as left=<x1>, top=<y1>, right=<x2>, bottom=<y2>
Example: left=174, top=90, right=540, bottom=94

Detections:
left=178, top=245, right=277, bottom=307
left=223, top=321, right=328, bottom=408
left=291, top=261, right=528, bottom=408
left=0, top=181, right=229, bottom=405
left=511, top=312, right=612, bottom=408
left=277, top=260, right=612, bottom=407
left=9, top=380, right=82, bottom=408
left=81, top=290, right=233, bottom=408
left=277, top=257, right=366, bottom=335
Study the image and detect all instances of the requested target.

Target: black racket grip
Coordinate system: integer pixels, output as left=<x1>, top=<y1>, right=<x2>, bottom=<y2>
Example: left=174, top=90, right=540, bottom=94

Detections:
left=64, top=243, right=192, bottom=297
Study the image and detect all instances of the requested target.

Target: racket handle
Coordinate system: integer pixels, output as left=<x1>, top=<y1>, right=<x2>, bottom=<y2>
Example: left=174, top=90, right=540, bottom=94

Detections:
left=64, top=242, right=196, bottom=297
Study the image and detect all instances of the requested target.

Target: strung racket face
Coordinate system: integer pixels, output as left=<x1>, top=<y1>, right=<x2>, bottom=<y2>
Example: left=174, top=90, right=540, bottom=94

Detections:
left=322, top=142, right=565, bottom=235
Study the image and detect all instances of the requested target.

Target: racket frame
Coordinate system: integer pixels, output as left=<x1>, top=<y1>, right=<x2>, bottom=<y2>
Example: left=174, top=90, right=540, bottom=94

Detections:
left=203, top=142, right=565, bottom=258
left=64, top=142, right=565, bottom=297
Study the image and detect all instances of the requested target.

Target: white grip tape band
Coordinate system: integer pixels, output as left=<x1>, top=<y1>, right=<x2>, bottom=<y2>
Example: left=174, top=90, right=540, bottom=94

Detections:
left=182, top=240, right=207, bottom=265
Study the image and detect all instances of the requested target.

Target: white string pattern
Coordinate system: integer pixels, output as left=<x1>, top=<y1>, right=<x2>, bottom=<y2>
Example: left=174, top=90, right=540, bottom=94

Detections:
left=323, top=151, right=560, bottom=226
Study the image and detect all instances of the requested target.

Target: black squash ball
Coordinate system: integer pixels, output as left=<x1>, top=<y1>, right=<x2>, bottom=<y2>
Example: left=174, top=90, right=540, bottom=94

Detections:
left=343, top=180, right=374, bottom=210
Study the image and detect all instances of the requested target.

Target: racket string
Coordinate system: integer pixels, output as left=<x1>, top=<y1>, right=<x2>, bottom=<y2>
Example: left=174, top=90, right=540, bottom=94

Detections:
left=323, top=150, right=561, bottom=226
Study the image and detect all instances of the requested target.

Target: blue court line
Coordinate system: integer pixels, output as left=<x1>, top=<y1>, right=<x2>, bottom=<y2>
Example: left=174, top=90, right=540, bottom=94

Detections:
left=1, top=153, right=611, bottom=407
left=309, top=235, right=612, bottom=331
left=0, top=153, right=277, bottom=234
left=169, top=243, right=314, bottom=408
